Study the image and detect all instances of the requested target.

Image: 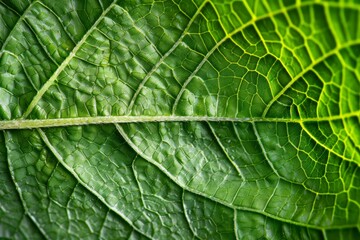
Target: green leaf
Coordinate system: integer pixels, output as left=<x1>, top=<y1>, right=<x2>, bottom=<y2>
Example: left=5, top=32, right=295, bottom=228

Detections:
left=1, top=0, right=360, bottom=239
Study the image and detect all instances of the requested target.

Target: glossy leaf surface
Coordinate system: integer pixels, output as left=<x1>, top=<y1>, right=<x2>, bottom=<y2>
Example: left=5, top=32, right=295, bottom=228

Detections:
left=0, top=0, right=360, bottom=239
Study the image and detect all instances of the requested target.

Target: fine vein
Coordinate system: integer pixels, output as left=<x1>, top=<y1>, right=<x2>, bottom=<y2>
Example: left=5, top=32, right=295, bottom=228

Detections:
left=21, top=1, right=117, bottom=119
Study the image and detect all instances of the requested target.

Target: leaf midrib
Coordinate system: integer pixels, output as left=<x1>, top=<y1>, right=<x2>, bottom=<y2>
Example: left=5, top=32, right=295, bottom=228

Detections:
left=1, top=110, right=359, bottom=130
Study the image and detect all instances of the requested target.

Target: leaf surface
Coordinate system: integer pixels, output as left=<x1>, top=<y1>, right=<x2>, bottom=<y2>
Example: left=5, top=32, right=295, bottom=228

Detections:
left=0, top=0, right=360, bottom=239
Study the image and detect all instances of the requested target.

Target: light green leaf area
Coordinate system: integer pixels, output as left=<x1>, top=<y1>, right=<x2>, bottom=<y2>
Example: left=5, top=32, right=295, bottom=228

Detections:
left=1, top=0, right=360, bottom=239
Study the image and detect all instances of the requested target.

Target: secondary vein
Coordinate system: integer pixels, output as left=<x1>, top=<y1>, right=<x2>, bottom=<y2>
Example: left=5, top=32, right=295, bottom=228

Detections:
left=21, top=1, right=117, bottom=119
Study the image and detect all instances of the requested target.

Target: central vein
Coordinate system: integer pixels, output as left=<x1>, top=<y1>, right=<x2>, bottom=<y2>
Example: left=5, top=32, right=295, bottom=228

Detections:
left=1, top=110, right=359, bottom=130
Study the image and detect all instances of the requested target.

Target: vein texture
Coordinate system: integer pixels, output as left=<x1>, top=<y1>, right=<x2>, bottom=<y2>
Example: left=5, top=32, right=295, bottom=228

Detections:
left=0, top=0, right=360, bottom=239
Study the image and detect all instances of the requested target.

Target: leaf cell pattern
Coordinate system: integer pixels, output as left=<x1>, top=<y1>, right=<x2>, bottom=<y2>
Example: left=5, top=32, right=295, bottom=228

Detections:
left=0, top=0, right=360, bottom=239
